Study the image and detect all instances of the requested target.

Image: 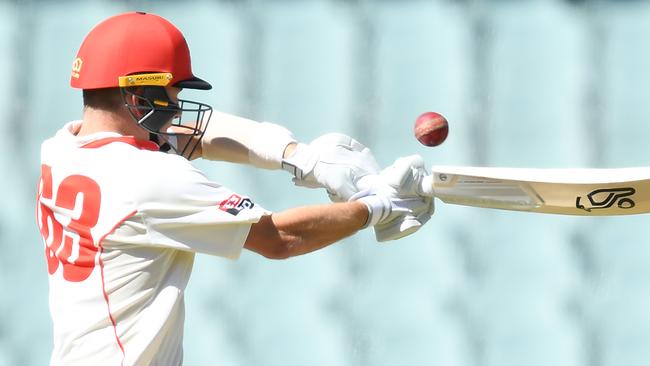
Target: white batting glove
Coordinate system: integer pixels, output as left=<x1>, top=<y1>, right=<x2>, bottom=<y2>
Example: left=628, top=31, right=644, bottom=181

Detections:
left=281, top=133, right=380, bottom=202
left=350, top=182, right=427, bottom=229
left=357, top=155, right=434, bottom=242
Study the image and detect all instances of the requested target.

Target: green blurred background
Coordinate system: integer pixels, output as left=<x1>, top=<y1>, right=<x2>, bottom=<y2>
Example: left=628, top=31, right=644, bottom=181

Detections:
left=3, top=0, right=650, bottom=365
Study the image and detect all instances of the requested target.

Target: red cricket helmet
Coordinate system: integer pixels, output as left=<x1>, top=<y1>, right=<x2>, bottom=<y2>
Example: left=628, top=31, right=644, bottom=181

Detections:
left=70, top=12, right=211, bottom=90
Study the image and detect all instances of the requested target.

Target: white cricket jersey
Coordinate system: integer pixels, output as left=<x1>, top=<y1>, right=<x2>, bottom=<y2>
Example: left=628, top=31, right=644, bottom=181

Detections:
left=36, top=121, right=268, bottom=365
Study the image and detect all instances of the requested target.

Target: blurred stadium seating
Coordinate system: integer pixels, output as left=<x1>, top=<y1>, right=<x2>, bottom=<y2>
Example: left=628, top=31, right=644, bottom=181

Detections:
left=3, top=0, right=650, bottom=365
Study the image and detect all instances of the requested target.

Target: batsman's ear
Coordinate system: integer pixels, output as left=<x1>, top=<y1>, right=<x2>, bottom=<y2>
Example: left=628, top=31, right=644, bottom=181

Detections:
left=123, top=87, right=148, bottom=118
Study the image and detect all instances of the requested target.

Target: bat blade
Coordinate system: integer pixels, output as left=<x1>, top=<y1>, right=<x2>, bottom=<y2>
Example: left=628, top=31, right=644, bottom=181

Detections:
left=420, top=166, right=650, bottom=216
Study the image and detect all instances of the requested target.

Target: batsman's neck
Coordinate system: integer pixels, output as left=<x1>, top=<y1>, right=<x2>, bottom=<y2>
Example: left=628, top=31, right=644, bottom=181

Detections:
left=78, top=106, right=149, bottom=141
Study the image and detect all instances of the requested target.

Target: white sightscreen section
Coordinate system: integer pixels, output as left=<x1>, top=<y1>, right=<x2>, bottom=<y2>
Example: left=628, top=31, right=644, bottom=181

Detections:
left=3, top=1, right=650, bottom=366
left=602, top=2, right=650, bottom=167
left=581, top=5, right=650, bottom=366
left=488, top=1, right=589, bottom=168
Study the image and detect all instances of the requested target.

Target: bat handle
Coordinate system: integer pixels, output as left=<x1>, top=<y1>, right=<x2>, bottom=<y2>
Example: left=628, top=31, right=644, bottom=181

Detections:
left=418, top=175, right=434, bottom=197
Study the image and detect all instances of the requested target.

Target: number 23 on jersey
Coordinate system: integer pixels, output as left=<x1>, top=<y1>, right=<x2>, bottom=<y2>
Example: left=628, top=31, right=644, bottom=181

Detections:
left=36, top=164, right=101, bottom=282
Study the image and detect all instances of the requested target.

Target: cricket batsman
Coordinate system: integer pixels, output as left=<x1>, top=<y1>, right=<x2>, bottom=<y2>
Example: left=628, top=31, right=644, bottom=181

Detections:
left=35, top=12, right=434, bottom=365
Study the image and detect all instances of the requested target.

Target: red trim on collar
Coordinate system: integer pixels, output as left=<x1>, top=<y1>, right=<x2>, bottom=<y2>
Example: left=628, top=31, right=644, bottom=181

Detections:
left=81, top=136, right=160, bottom=151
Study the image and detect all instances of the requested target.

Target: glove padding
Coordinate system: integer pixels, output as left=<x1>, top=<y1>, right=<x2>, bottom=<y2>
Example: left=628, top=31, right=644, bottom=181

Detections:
left=351, top=190, right=429, bottom=229
left=356, top=155, right=434, bottom=242
left=282, top=134, right=432, bottom=241
left=281, top=133, right=380, bottom=202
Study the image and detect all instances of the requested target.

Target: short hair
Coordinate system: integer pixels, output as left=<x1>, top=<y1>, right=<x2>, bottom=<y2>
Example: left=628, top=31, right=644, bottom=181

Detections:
left=82, top=87, right=123, bottom=111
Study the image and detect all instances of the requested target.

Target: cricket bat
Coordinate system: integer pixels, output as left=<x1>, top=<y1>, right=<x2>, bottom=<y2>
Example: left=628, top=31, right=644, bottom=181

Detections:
left=417, top=166, right=650, bottom=216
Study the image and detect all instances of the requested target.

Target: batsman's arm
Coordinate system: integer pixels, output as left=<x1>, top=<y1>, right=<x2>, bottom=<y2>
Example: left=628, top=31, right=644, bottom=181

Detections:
left=196, top=110, right=380, bottom=202
left=199, top=110, right=296, bottom=169
left=244, top=201, right=368, bottom=259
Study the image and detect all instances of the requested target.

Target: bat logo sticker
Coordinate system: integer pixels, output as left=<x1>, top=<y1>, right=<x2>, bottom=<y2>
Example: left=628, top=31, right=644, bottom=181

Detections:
left=576, top=187, right=636, bottom=212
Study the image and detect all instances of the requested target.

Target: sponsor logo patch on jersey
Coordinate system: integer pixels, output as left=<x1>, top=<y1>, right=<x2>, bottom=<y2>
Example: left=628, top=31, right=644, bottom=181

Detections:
left=218, top=194, right=255, bottom=216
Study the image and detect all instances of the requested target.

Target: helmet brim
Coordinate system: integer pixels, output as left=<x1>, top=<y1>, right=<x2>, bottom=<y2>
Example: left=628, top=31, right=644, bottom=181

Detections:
left=175, top=76, right=212, bottom=90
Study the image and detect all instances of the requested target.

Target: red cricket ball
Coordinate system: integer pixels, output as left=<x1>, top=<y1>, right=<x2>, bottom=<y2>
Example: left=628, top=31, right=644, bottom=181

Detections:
left=414, top=112, right=449, bottom=147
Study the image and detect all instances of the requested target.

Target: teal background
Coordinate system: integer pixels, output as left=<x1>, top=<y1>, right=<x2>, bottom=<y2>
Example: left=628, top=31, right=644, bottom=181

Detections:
left=3, top=0, right=650, bottom=365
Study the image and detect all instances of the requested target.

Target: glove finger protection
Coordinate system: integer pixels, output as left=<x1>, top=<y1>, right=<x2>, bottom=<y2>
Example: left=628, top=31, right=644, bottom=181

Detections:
left=379, top=155, right=428, bottom=196
left=356, top=154, right=435, bottom=241
left=374, top=215, right=422, bottom=242
left=374, top=199, right=435, bottom=241
left=282, top=133, right=380, bottom=201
